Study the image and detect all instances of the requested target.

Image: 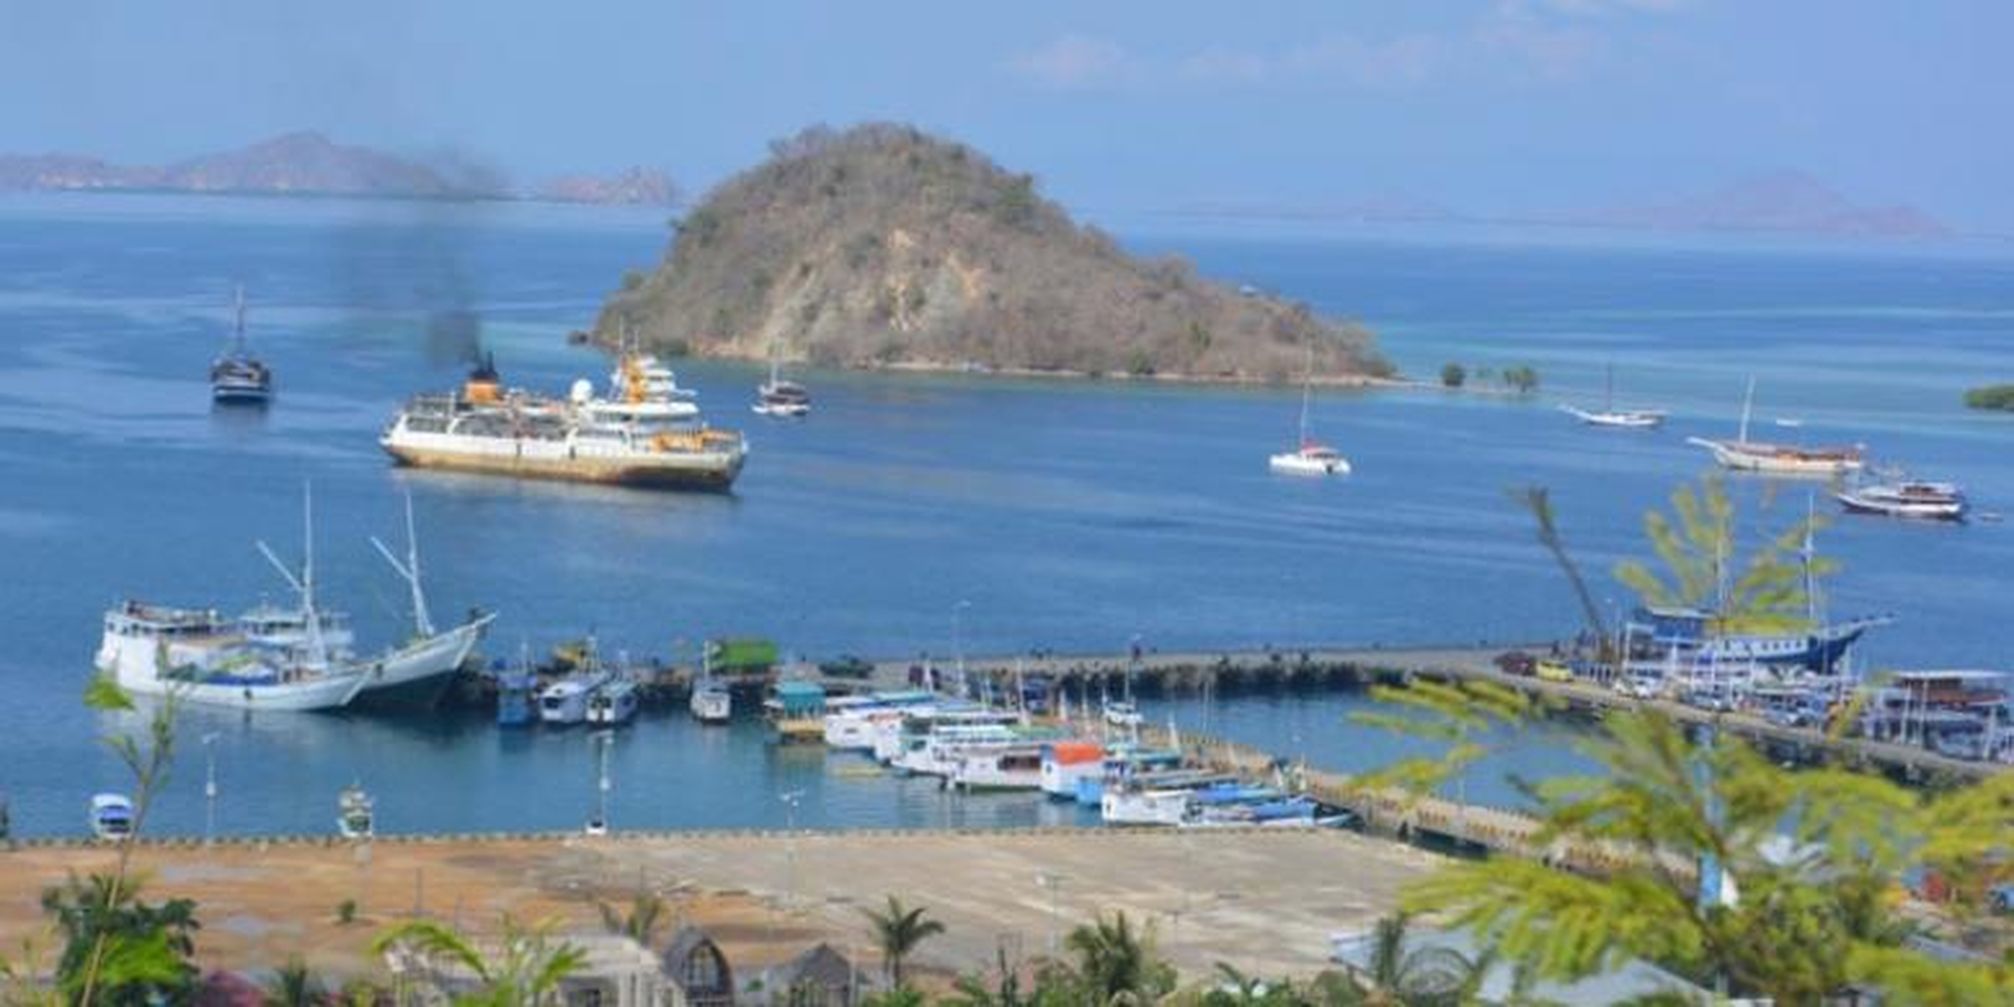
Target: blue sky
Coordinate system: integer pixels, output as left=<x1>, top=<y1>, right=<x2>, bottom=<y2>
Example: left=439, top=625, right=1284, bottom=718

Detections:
left=4, top=1, right=2008, bottom=229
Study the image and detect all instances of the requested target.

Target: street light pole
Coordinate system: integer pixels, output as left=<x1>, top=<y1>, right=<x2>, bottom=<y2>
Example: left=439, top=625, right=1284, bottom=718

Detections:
left=202, top=733, right=219, bottom=846
left=780, top=789, right=804, bottom=912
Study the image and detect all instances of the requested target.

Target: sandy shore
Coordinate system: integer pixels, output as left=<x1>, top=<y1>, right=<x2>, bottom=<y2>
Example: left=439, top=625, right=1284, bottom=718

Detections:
left=0, top=828, right=1436, bottom=984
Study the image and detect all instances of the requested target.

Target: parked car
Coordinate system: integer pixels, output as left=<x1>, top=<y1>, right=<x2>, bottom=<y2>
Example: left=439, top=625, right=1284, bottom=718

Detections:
left=1534, top=659, right=1573, bottom=683
left=1494, top=651, right=1536, bottom=677
left=818, top=654, right=875, bottom=679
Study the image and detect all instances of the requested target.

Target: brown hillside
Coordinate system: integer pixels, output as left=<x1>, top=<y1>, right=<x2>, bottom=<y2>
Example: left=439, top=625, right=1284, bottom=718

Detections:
left=595, top=123, right=1387, bottom=382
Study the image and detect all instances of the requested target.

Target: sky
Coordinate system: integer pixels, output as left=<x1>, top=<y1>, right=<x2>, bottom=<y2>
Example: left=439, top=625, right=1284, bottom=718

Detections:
left=3, top=0, right=2009, bottom=230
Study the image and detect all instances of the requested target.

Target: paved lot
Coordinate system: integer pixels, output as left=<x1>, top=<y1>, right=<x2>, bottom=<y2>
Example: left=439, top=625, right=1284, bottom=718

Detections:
left=0, top=828, right=1437, bottom=983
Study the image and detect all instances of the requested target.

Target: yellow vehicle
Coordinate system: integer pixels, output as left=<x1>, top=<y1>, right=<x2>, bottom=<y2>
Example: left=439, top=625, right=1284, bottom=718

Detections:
left=1535, top=659, right=1573, bottom=683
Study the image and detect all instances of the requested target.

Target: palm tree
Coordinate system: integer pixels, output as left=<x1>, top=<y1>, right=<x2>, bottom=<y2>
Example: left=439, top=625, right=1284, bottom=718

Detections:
left=1062, top=912, right=1174, bottom=1004
left=861, top=895, right=945, bottom=988
left=595, top=891, right=667, bottom=946
left=1327, top=914, right=1489, bottom=1007
left=265, top=956, right=324, bottom=1006
left=370, top=914, right=586, bottom=1007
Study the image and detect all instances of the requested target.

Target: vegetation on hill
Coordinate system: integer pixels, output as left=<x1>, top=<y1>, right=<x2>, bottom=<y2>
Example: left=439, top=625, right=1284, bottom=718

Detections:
left=595, top=123, right=1389, bottom=382
left=1964, top=383, right=2014, bottom=411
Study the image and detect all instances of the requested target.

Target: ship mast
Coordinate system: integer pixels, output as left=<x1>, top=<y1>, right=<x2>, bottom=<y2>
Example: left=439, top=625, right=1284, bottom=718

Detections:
left=233, top=285, right=248, bottom=355
left=371, top=491, right=435, bottom=640
left=1738, top=375, right=1756, bottom=445
left=256, top=484, right=327, bottom=668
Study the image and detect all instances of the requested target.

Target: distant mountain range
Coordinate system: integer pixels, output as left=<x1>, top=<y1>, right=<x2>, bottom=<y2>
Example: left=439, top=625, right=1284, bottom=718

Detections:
left=1170, top=171, right=1949, bottom=239
left=0, top=132, right=678, bottom=206
left=1555, top=171, right=1948, bottom=238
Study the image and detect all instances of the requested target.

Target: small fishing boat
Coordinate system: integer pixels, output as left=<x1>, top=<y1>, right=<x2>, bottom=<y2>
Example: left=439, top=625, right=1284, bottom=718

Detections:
left=1038, top=740, right=1105, bottom=799
left=752, top=345, right=812, bottom=418
left=209, top=287, right=272, bottom=405
left=90, top=793, right=135, bottom=841
left=1559, top=365, right=1665, bottom=429
left=337, top=783, right=374, bottom=839
left=1834, top=479, right=1969, bottom=522
left=494, top=649, right=537, bottom=727
left=1268, top=351, right=1350, bottom=476
left=950, top=743, right=1050, bottom=791
left=1102, top=700, right=1144, bottom=731
left=1688, top=378, right=1864, bottom=477
left=585, top=676, right=640, bottom=727
left=690, top=679, right=732, bottom=724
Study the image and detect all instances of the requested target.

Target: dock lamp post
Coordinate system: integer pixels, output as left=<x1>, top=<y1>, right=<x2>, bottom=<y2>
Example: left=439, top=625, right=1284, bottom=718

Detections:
left=780, top=789, right=804, bottom=912
left=953, top=600, right=972, bottom=696
left=202, top=733, right=219, bottom=846
left=1035, top=871, right=1066, bottom=955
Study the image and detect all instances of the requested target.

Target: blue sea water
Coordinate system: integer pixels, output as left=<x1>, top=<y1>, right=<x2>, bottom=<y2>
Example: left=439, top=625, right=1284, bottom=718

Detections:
left=0, top=193, right=2007, bottom=838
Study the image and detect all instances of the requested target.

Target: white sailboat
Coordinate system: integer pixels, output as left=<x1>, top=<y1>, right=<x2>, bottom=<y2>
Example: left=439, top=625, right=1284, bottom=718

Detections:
left=752, top=342, right=812, bottom=417
left=1560, top=366, right=1666, bottom=428
left=1268, top=351, right=1350, bottom=476
left=1688, top=377, right=1864, bottom=477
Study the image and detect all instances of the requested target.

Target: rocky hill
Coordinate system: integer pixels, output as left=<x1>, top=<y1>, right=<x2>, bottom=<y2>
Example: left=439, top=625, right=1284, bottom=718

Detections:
left=594, top=123, right=1387, bottom=382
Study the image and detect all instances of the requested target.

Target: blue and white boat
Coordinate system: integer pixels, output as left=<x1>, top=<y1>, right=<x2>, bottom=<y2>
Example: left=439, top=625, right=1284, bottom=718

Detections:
left=209, top=287, right=272, bottom=405
left=586, top=675, right=640, bottom=727
left=90, top=793, right=134, bottom=841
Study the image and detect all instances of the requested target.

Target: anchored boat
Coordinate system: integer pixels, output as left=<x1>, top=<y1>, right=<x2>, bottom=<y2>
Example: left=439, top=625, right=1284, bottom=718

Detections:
left=1560, top=365, right=1665, bottom=429
left=380, top=353, right=746, bottom=491
left=209, top=287, right=272, bottom=406
left=752, top=342, right=812, bottom=417
left=1268, top=349, right=1350, bottom=477
left=337, top=783, right=374, bottom=839
left=1688, top=377, right=1863, bottom=477
left=89, top=793, right=135, bottom=841
left=1835, top=478, right=1968, bottom=522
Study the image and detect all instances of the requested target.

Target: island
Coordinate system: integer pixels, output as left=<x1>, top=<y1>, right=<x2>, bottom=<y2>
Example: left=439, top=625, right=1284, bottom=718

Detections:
left=0, top=131, right=676, bottom=206
left=592, top=123, right=1389, bottom=384
left=1965, top=384, right=2014, bottom=411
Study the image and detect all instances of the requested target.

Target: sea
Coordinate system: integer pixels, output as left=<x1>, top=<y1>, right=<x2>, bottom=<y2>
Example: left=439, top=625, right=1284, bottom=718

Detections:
left=0, top=193, right=2008, bottom=839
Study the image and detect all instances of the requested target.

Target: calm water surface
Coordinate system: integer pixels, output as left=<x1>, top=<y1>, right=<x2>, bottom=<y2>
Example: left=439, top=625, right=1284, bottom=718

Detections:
left=0, top=194, right=2007, bottom=837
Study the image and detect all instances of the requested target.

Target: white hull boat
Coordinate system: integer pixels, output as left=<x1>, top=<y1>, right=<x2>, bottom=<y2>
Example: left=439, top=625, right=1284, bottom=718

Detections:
left=91, top=793, right=135, bottom=841
left=1561, top=366, right=1665, bottom=429
left=1269, top=349, right=1349, bottom=476
left=1691, top=377, right=1863, bottom=477
left=951, top=746, right=1048, bottom=791
left=690, top=680, right=733, bottom=724
left=538, top=675, right=605, bottom=726
left=586, top=677, right=640, bottom=726
left=1835, top=480, right=1968, bottom=522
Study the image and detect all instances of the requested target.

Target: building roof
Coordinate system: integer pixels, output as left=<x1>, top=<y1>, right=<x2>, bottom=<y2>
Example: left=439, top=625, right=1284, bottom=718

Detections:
left=769, top=942, right=867, bottom=993
left=1329, top=925, right=1712, bottom=1005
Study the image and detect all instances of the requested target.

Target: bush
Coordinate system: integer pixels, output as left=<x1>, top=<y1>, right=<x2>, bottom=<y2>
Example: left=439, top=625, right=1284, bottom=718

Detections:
left=1502, top=364, right=1540, bottom=394
left=1964, top=384, right=2014, bottom=411
left=1440, top=362, right=1466, bottom=388
left=619, top=269, right=645, bottom=292
left=337, top=899, right=358, bottom=925
left=1127, top=349, right=1156, bottom=377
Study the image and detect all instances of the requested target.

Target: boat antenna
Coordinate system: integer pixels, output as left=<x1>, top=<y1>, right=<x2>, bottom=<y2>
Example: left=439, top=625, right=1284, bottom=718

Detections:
left=1802, top=491, right=1822, bottom=629
left=370, top=491, right=435, bottom=639
left=1604, top=363, right=1614, bottom=413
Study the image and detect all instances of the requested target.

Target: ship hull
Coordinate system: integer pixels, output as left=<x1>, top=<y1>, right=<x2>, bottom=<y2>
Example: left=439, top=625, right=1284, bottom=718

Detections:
left=346, top=615, right=493, bottom=711
left=382, top=440, right=741, bottom=491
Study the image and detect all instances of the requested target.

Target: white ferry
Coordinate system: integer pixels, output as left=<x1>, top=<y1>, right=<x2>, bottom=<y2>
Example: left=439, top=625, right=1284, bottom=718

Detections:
left=380, top=354, right=746, bottom=491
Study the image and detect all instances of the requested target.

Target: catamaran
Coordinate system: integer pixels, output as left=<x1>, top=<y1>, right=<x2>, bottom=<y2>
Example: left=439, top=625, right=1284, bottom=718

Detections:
left=1268, top=351, right=1350, bottom=476
left=1560, top=365, right=1665, bottom=428
left=209, top=287, right=272, bottom=405
left=1688, top=377, right=1864, bottom=476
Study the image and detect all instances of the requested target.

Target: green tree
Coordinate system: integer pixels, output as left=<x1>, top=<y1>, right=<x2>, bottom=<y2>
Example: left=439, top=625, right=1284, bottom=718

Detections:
left=369, top=915, right=586, bottom=1007
left=1368, top=475, right=2014, bottom=1003
left=861, top=895, right=946, bottom=988
left=56, top=677, right=186, bottom=1006
left=1060, top=912, right=1176, bottom=1004
left=39, top=872, right=200, bottom=1006
left=1501, top=365, right=1540, bottom=394
left=1438, top=363, right=1466, bottom=389
left=1349, top=679, right=1550, bottom=819
left=1614, top=475, right=1828, bottom=635
left=595, top=891, right=667, bottom=946
left=266, top=955, right=326, bottom=1007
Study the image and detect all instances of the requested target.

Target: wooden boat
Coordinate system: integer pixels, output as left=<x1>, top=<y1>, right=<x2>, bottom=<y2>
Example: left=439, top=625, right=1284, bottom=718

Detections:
left=1688, top=378, right=1863, bottom=477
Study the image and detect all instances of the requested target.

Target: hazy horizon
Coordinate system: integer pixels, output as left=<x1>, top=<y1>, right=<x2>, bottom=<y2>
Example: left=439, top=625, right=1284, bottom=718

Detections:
left=5, top=1, right=2007, bottom=230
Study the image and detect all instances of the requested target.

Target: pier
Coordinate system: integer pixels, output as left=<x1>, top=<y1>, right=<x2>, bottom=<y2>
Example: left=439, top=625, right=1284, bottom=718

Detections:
left=809, top=641, right=2005, bottom=782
